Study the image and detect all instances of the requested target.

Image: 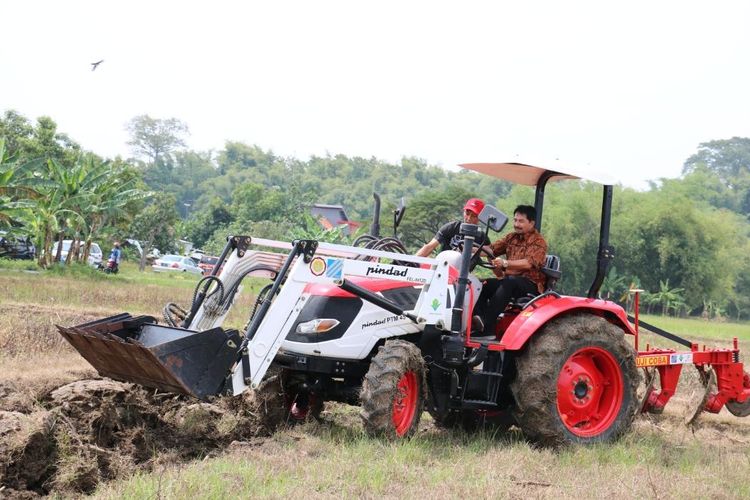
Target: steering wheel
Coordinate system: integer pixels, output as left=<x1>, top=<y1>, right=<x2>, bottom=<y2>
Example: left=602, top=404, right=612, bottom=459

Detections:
left=457, top=241, right=496, bottom=271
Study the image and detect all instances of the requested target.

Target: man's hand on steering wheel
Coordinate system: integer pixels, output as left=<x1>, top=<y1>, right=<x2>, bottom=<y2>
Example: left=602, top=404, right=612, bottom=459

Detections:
left=458, top=241, right=496, bottom=270
left=475, top=245, right=497, bottom=269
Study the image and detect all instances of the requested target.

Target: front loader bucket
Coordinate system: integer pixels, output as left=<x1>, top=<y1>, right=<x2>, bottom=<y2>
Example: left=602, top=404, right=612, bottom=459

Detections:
left=57, top=313, right=241, bottom=400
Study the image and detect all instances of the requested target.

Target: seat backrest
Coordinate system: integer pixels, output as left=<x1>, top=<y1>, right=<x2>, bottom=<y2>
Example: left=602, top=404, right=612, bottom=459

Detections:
left=508, top=254, right=562, bottom=309
left=541, top=254, right=561, bottom=291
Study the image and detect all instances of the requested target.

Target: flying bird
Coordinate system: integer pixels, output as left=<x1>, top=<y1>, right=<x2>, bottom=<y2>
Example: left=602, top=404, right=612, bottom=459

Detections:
left=91, top=60, right=104, bottom=71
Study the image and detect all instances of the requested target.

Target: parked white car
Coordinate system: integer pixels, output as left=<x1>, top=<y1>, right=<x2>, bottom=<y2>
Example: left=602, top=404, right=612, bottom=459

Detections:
left=51, top=240, right=103, bottom=267
left=151, top=255, right=203, bottom=275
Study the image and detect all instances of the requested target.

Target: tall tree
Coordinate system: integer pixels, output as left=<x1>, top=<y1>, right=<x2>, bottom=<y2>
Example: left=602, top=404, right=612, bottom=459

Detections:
left=0, top=112, right=80, bottom=167
left=126, top=115, right=189, bottom=166
left=683, top=137, right=750, bottom=187
left=683, top=137, right=750, bottom=215
left=0, top=110, right=33, bottom=160
left=397, top=185, right=474, bottom=250
left=129, top=193, right=180, bottom=271
left=180, top=197, right=234, bottom=248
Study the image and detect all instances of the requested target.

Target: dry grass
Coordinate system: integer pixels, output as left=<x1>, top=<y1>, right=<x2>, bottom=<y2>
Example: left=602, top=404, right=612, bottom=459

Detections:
left=0, top=272, right=257, bottom=356
left=0, top=273, right=198, bottom=317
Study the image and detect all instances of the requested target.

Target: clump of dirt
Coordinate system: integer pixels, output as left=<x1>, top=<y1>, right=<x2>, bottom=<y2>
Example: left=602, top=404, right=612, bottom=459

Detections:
left=0, top=410, right=56, bottom=496
left=0, top=378, right=272, bottom=497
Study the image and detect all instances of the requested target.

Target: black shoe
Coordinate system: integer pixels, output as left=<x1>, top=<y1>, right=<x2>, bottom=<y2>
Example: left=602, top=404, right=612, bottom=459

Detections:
left=471, top=315, right=485, bottom=333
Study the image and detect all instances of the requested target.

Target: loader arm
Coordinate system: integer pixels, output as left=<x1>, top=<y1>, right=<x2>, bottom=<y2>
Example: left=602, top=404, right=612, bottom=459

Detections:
left=221, top=238, right=449, bottom=394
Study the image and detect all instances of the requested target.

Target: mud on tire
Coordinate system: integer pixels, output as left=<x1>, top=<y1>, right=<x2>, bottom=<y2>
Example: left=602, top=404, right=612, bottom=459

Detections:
left=511, top=314, right=639, bottom=446
left=360, top=340, right=426, bottom=439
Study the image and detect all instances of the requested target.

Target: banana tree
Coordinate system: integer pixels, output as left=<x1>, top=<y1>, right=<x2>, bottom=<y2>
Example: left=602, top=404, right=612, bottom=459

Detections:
left=79, top=158, right=150, bottom=261
left=650, top=279, right=686, bottom=316
left=0, top=139, right=44, bottom=227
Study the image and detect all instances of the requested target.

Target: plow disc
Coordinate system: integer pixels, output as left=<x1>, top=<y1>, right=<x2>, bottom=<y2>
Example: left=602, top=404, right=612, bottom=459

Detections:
left=725, top=372, right=750, bottom=417
left=684, top=368, right=714, bottom=426
left=56, top=313, right=241, bottom=400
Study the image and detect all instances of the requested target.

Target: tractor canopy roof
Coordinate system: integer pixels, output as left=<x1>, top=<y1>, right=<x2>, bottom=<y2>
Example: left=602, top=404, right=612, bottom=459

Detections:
left=460, top=161, right=616, bottom=299
left=459, top=162, right=614, bottom=187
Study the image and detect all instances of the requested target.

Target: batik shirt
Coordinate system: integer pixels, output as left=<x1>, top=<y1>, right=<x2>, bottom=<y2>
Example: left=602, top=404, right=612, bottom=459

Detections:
left=489, top=229, right=548, bottom=292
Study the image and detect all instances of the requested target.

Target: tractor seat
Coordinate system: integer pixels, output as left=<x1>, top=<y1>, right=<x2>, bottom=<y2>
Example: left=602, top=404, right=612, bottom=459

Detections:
left=541, top=255, right=561, bottom=291
left=511, top=255, right=561, bottom=308
left=471, top=256, right=562, bottom=342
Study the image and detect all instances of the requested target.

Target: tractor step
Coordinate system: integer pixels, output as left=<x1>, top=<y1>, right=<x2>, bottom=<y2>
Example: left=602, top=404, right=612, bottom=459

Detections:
left=470, top=335, right=500, bottom=346
left=57, top=313, right=241, bottom=400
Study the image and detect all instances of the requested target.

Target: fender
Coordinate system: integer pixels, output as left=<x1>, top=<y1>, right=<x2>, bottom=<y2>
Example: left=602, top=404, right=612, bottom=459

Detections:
left=500, top=295, right=635, bottom=351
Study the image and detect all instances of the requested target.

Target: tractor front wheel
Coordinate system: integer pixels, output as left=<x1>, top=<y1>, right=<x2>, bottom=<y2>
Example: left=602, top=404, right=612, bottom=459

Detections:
left=360, top=340, right=426, bottom=438
left=254, top=368, right=323, bottom=432
left=511, top=314, right=639, bottom=446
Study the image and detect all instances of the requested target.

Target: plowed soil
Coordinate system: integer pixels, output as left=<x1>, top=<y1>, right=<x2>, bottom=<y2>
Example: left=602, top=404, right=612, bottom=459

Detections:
left=0, top=378, right=273, bottom=498
left=0, top=298, right=281, bottom=498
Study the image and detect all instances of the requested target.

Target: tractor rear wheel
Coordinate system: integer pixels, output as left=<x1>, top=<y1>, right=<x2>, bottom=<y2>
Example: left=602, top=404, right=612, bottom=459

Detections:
left=360, top=340, right=426, bottom=439
left=511, top=314, right=639, bottom=446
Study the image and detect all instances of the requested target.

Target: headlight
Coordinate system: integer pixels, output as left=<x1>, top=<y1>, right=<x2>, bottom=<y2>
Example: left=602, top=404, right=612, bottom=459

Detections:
left=296, top=319, right=340, bottom=334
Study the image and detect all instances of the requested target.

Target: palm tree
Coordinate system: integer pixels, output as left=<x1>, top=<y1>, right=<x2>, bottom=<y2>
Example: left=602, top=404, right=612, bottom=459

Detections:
left=601, top=266, right=629, bottom=303
left=34, top=158, right=93, bottom=264
left=0, top=139, right=42, bottom=227
left=1, top=138, right=150, bottom=267
left=650, top=279, right=686, bottom=316
left=77, top=157, right=150, bottom=261
left=27, top=156, right=148, bottom=266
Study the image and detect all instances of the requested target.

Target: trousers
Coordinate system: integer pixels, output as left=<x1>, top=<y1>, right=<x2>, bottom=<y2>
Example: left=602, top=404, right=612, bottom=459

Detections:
left=475, top=276, right=539, bottom=336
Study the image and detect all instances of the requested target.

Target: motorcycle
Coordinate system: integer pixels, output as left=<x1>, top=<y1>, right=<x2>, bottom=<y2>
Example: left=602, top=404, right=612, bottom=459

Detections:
left=98, top=259, right=119, bottom=274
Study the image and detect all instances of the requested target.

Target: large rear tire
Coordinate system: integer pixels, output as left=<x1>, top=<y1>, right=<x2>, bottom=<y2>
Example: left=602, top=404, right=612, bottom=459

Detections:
left=360, top=340, right=426, bottom=439
left=511, top=314, right=639, bottom=446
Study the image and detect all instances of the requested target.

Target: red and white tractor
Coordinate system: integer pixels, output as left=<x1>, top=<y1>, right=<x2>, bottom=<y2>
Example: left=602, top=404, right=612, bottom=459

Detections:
left=58, top=162, right=750, bottom=446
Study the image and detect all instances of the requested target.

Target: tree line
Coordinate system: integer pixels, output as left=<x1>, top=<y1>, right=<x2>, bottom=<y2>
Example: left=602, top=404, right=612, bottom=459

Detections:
left=2, top=111, right=749, bottom=320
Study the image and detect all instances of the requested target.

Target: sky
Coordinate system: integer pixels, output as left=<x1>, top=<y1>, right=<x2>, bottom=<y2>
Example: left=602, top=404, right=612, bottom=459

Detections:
left=2, top=1, right=749, bottom=189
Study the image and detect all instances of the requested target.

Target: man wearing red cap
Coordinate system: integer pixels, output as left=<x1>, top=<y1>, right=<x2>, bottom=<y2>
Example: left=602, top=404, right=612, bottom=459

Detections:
left=415, top=198, right=489, bottom=257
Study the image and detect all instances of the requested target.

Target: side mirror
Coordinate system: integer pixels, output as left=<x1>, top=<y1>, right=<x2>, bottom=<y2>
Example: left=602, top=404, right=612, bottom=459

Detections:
left=478, top=205, right=508, bottom=232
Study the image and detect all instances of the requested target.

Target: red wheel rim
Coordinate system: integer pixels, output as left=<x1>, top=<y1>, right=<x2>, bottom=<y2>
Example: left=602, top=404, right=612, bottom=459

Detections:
left=556, top=346, right=624, bottom=437
left=287, top=394, right=315, bottom=421
left=393, top=371, right=418, bottom=436
left=289, top=401, right=309, bottom=421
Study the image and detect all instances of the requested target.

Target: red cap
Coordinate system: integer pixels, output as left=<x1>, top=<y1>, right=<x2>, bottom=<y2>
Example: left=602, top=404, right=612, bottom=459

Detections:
left=463, top=198, right=485, bottom=215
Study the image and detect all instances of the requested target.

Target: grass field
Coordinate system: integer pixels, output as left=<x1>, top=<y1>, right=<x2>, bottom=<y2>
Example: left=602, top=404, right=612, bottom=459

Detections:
left=1, top=261, right=749, bottom=498
left=637, top=313, right=750, bottom=343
